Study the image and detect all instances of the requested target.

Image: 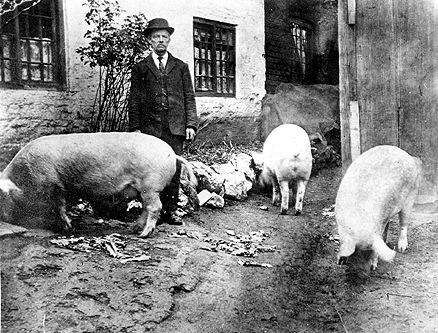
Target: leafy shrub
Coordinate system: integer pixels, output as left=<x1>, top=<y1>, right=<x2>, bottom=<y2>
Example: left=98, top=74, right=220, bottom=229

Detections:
left=76, top=0, right=150, bottom=132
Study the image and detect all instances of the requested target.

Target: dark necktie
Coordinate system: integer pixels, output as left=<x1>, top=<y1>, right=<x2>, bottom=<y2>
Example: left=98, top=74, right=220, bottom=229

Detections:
left=158, top=56, right=165, bottom=74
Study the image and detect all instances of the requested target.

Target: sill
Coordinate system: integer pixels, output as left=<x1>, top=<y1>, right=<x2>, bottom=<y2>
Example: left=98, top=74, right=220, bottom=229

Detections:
left=195, top=92, right=236, bottom=98
left=0, top=82, right=66, bottom=91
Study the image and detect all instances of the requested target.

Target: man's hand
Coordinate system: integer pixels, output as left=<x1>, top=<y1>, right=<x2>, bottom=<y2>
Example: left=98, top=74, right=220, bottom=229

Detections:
left=186, top=128, right=195, bottom=141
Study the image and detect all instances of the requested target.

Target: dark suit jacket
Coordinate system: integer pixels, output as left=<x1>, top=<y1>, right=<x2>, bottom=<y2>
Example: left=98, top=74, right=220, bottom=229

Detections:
left=128, top=52, right=198, bottom=137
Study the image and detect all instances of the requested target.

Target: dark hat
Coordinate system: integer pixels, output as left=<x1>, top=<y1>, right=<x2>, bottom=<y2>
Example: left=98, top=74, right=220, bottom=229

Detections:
left=144, top=18, right=174, bottom=36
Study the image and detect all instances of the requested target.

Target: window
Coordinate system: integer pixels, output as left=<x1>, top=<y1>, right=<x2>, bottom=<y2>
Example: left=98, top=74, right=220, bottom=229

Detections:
left=0, top=0, right=65, bottom=89
left=193, top=17, right=235, bottom=97
left=290, top=19, right=313, bottom=83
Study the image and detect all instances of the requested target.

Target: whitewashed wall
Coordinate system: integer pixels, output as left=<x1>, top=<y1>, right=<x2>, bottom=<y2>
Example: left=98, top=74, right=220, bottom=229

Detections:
left=0, top=0, right=265, bottom=167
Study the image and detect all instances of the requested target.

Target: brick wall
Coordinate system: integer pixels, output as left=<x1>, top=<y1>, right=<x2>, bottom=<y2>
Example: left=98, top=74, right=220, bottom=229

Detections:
left=265, top=0, right=338, bottom=93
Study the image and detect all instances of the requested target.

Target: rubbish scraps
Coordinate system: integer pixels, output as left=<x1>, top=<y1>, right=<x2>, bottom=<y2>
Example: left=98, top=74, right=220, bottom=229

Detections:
left=202, top=230, right=276, bottom=258
left=119, top=254, right=151, bottom=264
left=323, top=232, right=340, bottom=244
left=168, top=229, right=207, bottom=240
left=168, top=228, right=276, bottom=259
left=322, top=204, right=336, bottom=218
left=50, top=234, right=150, bottom=263
left=238, top=260, right=273, bottom=268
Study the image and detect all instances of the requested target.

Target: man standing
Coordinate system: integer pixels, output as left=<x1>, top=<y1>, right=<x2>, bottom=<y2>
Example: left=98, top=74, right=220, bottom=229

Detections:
left=128, top=18, right=198, bottom=225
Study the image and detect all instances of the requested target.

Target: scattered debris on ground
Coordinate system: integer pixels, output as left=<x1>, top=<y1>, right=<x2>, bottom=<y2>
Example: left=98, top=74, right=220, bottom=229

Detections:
left=202, top=230, right=276, bottom=257
left=237, top=259, right=273, bottom=268
left=168, top=229, right=207, bottom=240
left=323, top=232, right=340, bottom=244
left=167, top=228, right=276, bottom=259
left=322, top=204, right=336, bottom=217
left=50, top=234, right=150, bottom=263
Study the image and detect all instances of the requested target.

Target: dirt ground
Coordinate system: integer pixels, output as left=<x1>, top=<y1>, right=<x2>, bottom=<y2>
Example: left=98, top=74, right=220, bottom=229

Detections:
left=2, top=166, right=438, bottom=333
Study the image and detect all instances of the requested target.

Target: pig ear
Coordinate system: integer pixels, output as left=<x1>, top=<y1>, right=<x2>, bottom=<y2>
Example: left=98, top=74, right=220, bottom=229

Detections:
left=251, top=151, right=263, bottom=169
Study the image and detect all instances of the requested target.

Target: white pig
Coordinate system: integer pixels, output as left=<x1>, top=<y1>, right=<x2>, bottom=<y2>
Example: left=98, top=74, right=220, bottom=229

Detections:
left=336, top=145, right=422, bottom=270
left=0, top=132, right=197, bottom=237
left=259, top=124, right=313, bottom=215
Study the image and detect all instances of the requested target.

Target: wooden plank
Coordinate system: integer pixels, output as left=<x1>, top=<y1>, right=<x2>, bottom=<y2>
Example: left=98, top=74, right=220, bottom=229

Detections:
left=355, top=0, right=398, bottom=151
left=338, top=0, right=357, bottom=170
left=397, top=0, right=438, bottom=204
left=349, top=101, right=361, bottom=160
left=348, top=0, right=356, bottom=25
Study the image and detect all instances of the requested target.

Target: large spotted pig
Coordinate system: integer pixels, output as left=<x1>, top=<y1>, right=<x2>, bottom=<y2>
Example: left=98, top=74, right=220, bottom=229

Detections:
left=0, top=132, right=197, bottom=237
left=336, top=145, right=422, bottom=270
left=257, top=124, right=313, bottom=215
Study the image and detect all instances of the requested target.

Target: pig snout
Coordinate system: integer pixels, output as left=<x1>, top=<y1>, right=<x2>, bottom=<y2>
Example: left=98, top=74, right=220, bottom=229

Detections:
left=260, top=124, right=312, bottom=215
left=335, top=145, right=422, bottom=270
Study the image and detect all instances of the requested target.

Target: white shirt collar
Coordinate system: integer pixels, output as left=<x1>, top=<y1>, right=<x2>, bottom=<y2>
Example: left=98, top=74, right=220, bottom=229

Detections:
left=152, top=52, right=168, bottom=69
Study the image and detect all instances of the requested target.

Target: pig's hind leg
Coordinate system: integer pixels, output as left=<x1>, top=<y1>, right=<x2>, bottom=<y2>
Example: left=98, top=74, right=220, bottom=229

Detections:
left=294, top=179, right=308, bottom=216
left=58, top=197, right=73, bottom=230
left=278, top=179, right=290, bottom=214
left=51, top=187, right=73, bottom=230
left=137, top=190, right=162, bottom=238
left=397, top=195, right=416, bottom=253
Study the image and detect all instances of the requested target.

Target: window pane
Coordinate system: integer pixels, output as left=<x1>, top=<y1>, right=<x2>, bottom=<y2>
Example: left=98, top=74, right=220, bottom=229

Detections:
left=39, top=0, right=52, bottom=17
left=30, top=63, right=41, bottom=81
left=42, top=41, right=52, bottom=63
left=20, top=40, right=28, bottom=61
left=28, top=16, right=40, bottom=38
left=43, top=65, right=53, bottom=81
left=3, top=60, right=11, bottom=82
left=2, top=36, right=12, bottom=58
left=206, top=61, right=212, bottom=76
left=19, top=17, right=27, bottom=37
left=194, top=28, right=200, bottom=42
left=216, top=78, right=222, bottom=93
left=28, top=3, right=40, bottom=16
left=1, top=12, right=15, bottom=34
left=22, top=63, right=29, bottom=80
left=42, top=18, right=53, bottom=39
left=30, top=40, right=41, bottom=62
left=228, top=79, right=234, bottom=94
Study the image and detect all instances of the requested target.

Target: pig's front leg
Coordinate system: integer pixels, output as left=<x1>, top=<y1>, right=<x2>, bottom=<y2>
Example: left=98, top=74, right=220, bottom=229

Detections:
left=137, top=191, right=162, bottom=238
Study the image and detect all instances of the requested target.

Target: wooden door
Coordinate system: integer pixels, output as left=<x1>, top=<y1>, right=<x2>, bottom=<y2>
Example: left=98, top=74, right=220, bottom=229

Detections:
left=339, top=0, right=438, bottom=202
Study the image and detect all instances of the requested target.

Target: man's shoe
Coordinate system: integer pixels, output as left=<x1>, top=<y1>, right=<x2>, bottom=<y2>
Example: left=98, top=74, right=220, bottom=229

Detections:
left=167, top=212, right=183, bottom=225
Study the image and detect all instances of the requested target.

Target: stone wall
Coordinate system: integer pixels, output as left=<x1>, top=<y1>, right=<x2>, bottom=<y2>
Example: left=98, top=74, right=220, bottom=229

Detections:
left=0, top=0, right=266, bottom=168
left=264, top=0, right=338, bottom=93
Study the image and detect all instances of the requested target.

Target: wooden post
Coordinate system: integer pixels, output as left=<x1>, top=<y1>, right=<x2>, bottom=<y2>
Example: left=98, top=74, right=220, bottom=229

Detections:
left=348, top=0, right=356, bottom=25
left=338, top=0, right=357, bottom=171
left=349, top=101, right=361, bottom=160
